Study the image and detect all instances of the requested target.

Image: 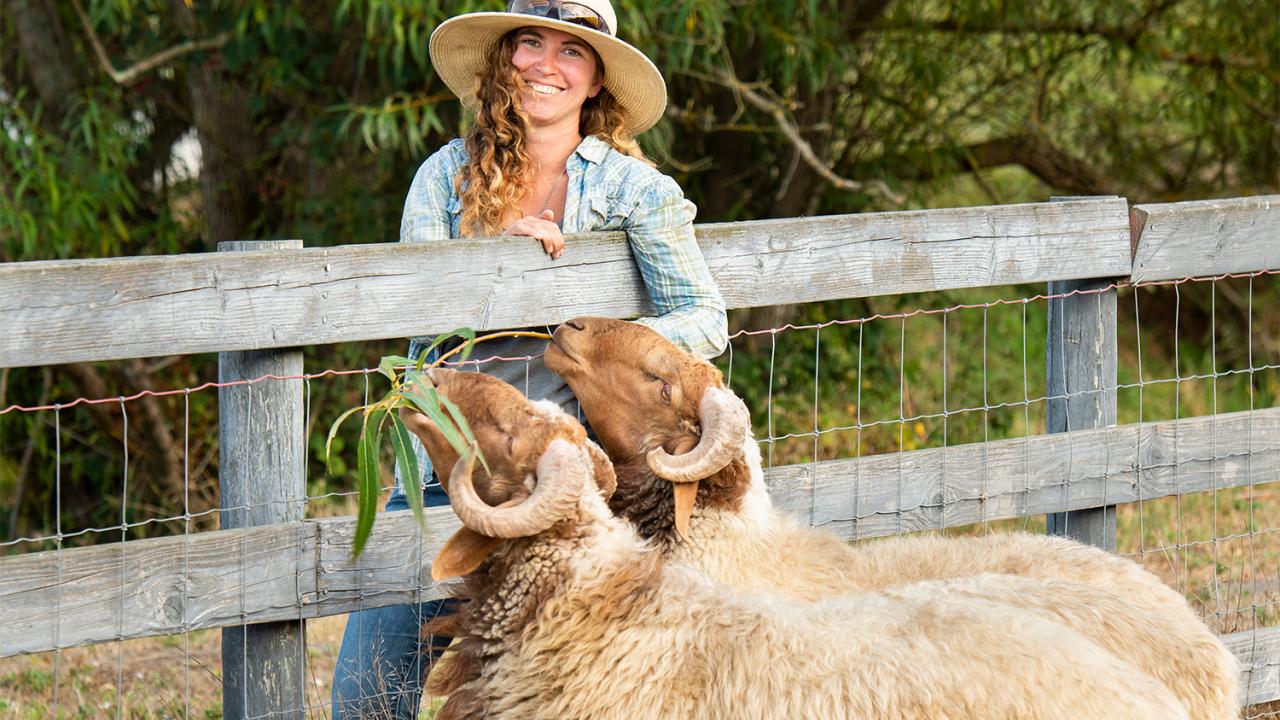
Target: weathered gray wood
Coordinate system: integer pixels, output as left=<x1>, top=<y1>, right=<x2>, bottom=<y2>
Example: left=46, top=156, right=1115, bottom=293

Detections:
left=313, top=508, right=460, bottom=611
left=1132, top=195, right=1280, bottom=282
left=1044, top=270, right=1119, bottom=549
left=766, top=407, right=1279, bottom=540
left=704, top=197, right=1131, bottom=307
left=1225, top=624, right=1280, bottom=706
left=0, top=199, right=1132, bottom=368
left=2, top=407, right=1275, bottom=658
left=0, top=522, right=318, bottom=656
left=218, top=240, right=307, bottom=720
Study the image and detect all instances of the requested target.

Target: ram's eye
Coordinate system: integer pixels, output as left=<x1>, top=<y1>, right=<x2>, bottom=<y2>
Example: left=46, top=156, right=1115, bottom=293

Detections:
left=506, top=435, right=516, bottom=455
left=661, top=382, right=672, bottom=403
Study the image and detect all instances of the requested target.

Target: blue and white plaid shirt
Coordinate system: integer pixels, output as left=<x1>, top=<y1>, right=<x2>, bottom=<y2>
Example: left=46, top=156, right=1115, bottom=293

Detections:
left=395, top=134, right=728, bottom=502
left=401, top=134, right=727, bottom=356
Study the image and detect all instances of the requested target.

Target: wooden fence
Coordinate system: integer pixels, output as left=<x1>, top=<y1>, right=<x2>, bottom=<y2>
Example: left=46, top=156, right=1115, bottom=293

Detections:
left=1, top=195, right=1277, bottom=714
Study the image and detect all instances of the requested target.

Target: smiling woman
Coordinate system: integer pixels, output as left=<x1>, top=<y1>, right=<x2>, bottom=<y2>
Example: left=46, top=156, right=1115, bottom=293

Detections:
left=330, top=1, right=728, bottom=718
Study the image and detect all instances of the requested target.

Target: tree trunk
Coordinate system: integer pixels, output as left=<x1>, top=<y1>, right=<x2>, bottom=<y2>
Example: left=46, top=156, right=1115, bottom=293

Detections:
left=172, top=1, right=261, bottom=247
left=4, top=0, right=84, bottom=124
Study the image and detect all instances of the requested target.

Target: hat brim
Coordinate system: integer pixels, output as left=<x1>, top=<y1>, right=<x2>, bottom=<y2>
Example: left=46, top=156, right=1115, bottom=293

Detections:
left=429, top=13, right=667, bottom=135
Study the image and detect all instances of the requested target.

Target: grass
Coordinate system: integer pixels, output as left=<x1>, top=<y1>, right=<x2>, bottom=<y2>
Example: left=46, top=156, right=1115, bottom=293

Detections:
left=0, top=616, right=445, bottom=719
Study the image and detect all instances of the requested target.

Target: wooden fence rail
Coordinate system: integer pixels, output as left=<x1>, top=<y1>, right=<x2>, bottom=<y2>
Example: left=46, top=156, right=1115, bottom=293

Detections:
left=2, top=197, right=1139, bottom=368
left=1, top=194, right=1277, bottom=710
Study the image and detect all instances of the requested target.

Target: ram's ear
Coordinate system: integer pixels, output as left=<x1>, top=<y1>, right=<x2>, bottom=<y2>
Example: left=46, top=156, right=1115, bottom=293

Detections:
left=432, top=527, right=501, bottom=581
left=672, top=481, right=698, bottom=541
left=584, top=442, right=617, bottom=500
left=660, top=435, right=699, bottom=541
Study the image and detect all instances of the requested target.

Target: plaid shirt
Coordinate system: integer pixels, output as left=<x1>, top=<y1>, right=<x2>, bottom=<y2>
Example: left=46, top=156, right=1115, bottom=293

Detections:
left=400, top=135, right=728, bottom=358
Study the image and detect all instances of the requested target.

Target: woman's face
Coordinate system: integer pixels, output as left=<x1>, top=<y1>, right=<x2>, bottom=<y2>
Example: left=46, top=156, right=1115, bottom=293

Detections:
left=510, top=27, right=603, bottom=129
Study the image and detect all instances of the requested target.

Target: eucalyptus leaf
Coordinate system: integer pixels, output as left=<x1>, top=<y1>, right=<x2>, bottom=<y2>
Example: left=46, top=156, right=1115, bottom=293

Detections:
left=352, top=406, right=388, bottom=559
left=326, top=404, right=366, bottom=473
left=388, top=412, right=426, bottom=530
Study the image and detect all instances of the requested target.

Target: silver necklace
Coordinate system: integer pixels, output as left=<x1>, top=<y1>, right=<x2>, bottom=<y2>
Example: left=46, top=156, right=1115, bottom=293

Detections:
left=538, top=168, right=568, bottom=219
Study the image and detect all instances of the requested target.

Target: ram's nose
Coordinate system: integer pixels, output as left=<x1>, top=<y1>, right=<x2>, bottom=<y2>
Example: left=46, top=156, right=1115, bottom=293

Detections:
left=563, top=318, right=585, bottom=332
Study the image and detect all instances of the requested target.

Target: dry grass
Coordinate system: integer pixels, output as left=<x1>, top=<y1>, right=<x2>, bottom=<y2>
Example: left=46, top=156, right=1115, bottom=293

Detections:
left=0, top=616, right=343, bottom=719
left=0, top=615, right=448, bottom=719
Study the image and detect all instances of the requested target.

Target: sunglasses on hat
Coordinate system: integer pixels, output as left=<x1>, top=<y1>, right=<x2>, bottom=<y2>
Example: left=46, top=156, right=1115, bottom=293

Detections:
left=506, top=0, right=611, bottom=35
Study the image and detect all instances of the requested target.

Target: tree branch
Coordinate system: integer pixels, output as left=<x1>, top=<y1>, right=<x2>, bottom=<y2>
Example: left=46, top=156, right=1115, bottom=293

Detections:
left=8, top=368, right=51, bottom=538
left=708, top=68, right=902, bottom=203
left=859, top=134, right=1117, bottom=197
left=70, top=0, right=230, bottom=87
left=121, top=359, right=184, bottom=503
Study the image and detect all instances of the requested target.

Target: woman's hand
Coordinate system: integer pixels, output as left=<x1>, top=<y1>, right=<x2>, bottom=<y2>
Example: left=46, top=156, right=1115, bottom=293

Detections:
left=504, top=210, right=565, bottom=260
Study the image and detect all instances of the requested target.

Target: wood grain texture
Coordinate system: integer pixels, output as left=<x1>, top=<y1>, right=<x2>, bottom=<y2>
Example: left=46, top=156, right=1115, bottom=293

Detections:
left=217, top=240, right=307, bottom=720
left=0, top=199, right=1131, bottom=368
left=765, top=407, right=1279, bottom=540
left=1225, top=624, right=1280, bottom=706
left=1044, top=274, right=1118, bottom=549
left=0, top=522, right=317, bottom=657
left=2, top=407, right=1275, bottom=659
left=1132, top=195, right=1280, bottom=282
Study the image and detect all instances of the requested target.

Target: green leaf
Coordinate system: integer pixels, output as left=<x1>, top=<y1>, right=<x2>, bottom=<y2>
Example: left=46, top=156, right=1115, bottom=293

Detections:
left=401, top=375, right=468, bottom=454
left=436, top=391, right=487, bottom=473
left=352, top=406, right=387, bottom=559
left=453, top=327, right=477, bottom=362
left=388, top=413, right=426, bottom=530
left=414, top=327, right=477, bottom=369
left=378, top=355, right=412, bottom=383
left=325, top=404, right=365, bottom=474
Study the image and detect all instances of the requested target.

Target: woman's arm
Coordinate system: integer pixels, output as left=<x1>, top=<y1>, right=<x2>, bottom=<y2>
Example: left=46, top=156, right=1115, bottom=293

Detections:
left=624, top=175, right=729, bottom=359
left=401, top=146, right=461, bottom=244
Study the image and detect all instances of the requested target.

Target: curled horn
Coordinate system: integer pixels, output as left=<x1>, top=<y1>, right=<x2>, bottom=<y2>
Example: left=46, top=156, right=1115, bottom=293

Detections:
left=646, top=387, right=750, bottom=483
left=448, top=439, right=586, bottom=538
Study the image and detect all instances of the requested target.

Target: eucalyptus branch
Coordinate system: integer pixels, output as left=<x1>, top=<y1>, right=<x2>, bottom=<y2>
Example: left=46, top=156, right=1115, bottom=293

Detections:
left=432, top=331, right=553, bottom=368
left=71, top=0, right=231, bottom=87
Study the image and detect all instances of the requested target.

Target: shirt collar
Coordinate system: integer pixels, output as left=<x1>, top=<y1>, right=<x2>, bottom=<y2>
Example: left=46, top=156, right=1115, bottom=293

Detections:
left=573, top=135, right=611, bottom=166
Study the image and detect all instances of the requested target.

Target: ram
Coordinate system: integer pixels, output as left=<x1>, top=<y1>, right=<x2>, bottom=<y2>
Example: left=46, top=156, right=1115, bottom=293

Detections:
left=404, top=368, right=1187, bottom=720
left=544, top=316, right=1239, bottom=720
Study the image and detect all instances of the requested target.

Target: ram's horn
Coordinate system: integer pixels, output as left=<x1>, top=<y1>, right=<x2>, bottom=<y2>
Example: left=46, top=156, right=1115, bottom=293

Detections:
left=646, top=387, right=750, bottom=483
left=449, top=439, right=585, bottom=538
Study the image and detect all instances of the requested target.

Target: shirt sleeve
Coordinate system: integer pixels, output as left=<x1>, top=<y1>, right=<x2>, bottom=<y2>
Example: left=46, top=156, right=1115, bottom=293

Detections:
left=624, top=174, right=729, bottom=359
left=400, top=147, right=458, bottom=244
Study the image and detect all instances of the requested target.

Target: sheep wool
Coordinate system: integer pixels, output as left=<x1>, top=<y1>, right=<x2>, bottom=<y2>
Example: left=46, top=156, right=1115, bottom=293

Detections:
left=545, top=316, right=1241, bottom=720
left=406, top=370, right=1188, bottom=720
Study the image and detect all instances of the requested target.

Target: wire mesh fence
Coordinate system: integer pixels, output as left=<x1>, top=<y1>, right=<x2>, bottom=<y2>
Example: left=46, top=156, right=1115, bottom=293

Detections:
left=0, top=261, right=1276, bottom=717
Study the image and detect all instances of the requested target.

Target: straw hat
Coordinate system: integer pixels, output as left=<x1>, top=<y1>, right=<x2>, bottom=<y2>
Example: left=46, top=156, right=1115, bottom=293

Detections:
left=429, top=0, right=667, bottom=134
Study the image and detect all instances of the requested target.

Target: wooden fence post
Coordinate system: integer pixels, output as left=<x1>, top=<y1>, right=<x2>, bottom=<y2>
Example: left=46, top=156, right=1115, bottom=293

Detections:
left=1044, top=199, right=1120, bottom=550
left=218, top=240, right=307, bottom=719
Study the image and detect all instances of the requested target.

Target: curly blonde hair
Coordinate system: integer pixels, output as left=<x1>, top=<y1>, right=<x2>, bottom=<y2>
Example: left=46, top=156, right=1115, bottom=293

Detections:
left=457, top=30, right=653, bottom=237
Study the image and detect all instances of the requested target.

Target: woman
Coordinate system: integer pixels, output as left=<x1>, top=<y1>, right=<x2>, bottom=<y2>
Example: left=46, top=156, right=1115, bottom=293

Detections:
left=332, top=1, right=727, bottom=716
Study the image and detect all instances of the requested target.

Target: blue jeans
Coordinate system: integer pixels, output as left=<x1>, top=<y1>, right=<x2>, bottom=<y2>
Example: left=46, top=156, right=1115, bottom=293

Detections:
left=331, top=484, right=454, bottom=719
